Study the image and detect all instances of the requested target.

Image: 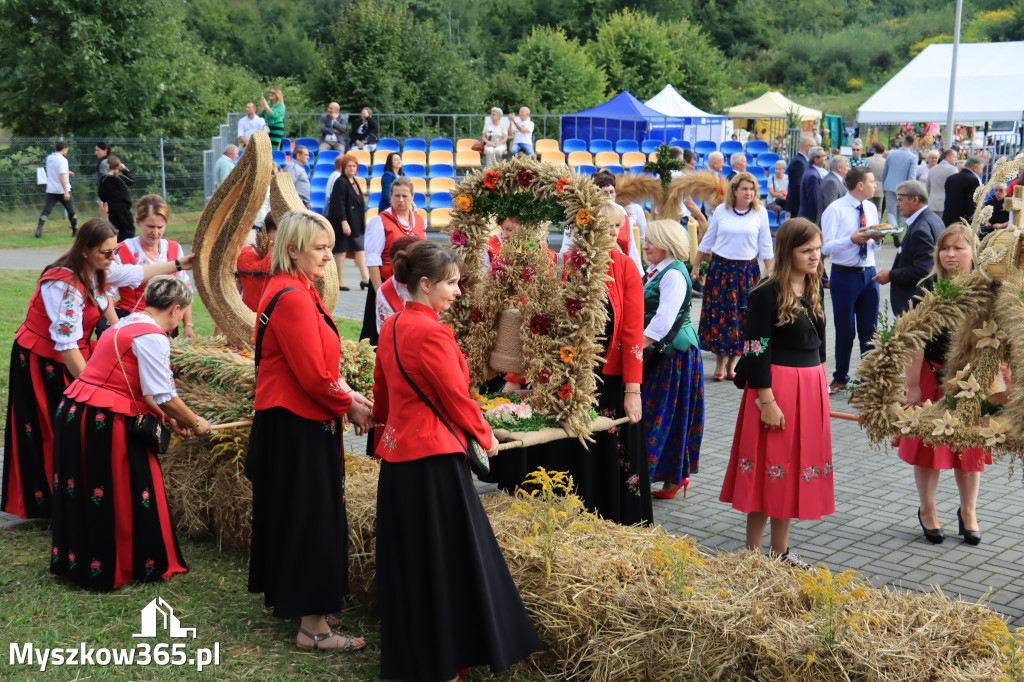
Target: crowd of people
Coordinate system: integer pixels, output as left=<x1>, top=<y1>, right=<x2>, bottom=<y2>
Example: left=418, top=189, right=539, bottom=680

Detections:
left=8, top=118, right=1019, bottom=680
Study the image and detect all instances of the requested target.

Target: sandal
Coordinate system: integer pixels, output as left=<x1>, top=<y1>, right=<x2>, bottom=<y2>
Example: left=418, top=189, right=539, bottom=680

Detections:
left=296, top=627, right=366, bottom=651
left=325, top=614, right=341, bottom=628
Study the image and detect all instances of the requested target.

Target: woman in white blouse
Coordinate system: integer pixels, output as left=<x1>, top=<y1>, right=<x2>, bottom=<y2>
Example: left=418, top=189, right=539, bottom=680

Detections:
left=2, top=219, right=192, bottom=520
left=691, top=173, right=774, bottom=381
left=51, top=276, right=212, bottom=590
left=766, top=161, right=789, bottom=221
left=482, top=107, right=508, bottom=167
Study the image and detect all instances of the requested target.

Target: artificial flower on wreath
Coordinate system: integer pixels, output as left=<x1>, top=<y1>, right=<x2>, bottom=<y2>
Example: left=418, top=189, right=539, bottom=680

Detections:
left=484, top=171, right=499, bottom=189
left=556, top=178, right=569, bottom=193
left=557, top=383, right=572, bottom=400
left=530, top=315, right=550, bottom=335
left=576, top=209, right=592, bottom=225
left=450, top=229, right=467, bottom=246
left=517, top=170, right=533, bottom=187
left=454, top=193, right=474, bottom=211
left=560, top=345, right=578, bottom=363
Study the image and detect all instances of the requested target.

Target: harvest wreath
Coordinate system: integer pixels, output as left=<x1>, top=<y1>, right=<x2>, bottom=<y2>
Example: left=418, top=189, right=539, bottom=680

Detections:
left=851, top=152, right=1024, bottom=465
left=442, top=156, right=613, bottom=438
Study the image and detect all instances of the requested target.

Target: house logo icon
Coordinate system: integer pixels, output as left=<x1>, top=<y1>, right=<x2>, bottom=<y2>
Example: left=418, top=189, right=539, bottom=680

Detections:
left=133, top=597, right=196, bottom=638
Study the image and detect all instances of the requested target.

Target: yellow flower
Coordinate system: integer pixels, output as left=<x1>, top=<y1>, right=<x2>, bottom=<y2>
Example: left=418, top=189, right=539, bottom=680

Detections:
left=560, top=345, right=578, bottom=363
left=454, top=193, right=474, bottom=212
left=931, top=410, right=958, bottom=437
left=955, top=374, right=982, bottom=400
left=890, top=403, right=921, bottom=435
left=980, top=418, right=1007, bottom=447
left=575, top=208, right=592, bottom=225
left=973, top=320, right=1006, bottom=349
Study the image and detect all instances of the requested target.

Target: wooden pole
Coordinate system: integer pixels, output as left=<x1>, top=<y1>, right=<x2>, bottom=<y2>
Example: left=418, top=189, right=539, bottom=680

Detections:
left=208, top=420, right=253, bottom=431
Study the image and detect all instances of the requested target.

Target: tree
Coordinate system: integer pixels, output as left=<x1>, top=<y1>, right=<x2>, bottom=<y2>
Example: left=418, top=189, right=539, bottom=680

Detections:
left=587, top=10, right=730, bottom=111
left=0, top=0, right=254, bottom=137
left=493, top=27, right=607, bottom=114
left=312, top=0, right=475, bottom=113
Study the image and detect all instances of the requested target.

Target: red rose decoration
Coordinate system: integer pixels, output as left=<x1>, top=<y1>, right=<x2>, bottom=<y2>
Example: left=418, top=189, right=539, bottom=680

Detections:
left=569, top=249, right=586, bottom=269
left=518, top=170, right=534, bottom=187
left=52, top=546, right=58, bottom=555
left=537, top=369, right=551, bottom=383
left=145, top=559, right=155, bottom=569
left=522, top=265, right=536, bottom=284
left=450, top=229, right=467, bottom=246
left=67, top=479, right=74, bottom=489
left=93, top=487, right=103, bottom=498
left=556, top=178, right=569, bottom=193
left=557, top=383, right=572, bottom=400
left=483, top=171, right=499, bottom=189
left=142, top=490, right=150, bottom=500
left=69, top=553, right=75, bottom=561
left=470, top=307, right=484, bottom=325
left=529, top=315, right=550, bottom=335
left=90, top=560, right=101, bottom=570
left=566, top=298, right=582, bottom=315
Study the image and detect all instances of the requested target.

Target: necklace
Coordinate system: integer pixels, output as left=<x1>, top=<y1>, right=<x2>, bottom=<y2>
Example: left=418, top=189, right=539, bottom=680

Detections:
left=734, top=206, right=753, bottom=216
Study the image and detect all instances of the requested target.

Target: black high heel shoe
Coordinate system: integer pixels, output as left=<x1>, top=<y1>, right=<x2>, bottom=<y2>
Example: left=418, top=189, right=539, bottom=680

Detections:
left=360, top=281, right=370, bottom=290
left=918, top=508, right=944, bottom=544
left=957, top=508, right=982, bottom=545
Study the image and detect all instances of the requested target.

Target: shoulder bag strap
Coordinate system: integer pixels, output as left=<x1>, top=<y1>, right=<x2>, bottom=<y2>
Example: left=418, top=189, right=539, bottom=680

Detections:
left=254, top=287, right=297, bottom=383
left=113, top=324, right=146, bottom=416
left=390, top=312, right=469, bottom=455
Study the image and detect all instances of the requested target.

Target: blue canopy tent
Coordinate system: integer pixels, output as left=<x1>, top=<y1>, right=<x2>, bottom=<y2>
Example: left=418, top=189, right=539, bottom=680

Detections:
left=560, top=91, right=683, bottom=145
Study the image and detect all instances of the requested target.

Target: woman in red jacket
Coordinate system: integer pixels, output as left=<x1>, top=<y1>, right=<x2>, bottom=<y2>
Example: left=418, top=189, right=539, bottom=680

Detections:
left=245, top=211, right=373, bottom=652
left=3, top=219, right=192, bottom=520
left=373, top=240, right=540, bottom=682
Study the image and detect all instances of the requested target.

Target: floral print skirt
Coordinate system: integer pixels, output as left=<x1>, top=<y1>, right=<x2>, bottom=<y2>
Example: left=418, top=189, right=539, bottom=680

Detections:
left=697, top=254, right=760, bottom=356
left=720, top=364, right=834, bottom=520
left=896, top=362, right=992, bottom=472
left=2, top=342, right=72, bottom=519
left=644, top=346, right=704, bottom=485
left=50, top=398, right=188, bottom=590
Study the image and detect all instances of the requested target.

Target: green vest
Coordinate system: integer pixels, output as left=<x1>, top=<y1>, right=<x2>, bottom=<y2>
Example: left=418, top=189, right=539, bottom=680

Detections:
left=643, top=261, right=698, bottom=354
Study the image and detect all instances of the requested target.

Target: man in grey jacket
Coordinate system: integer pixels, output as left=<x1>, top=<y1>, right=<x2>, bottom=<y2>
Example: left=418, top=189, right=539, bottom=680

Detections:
left=817, top=154, right=849, bottom=225
left=926, top=149, right=958, bottom=218
left=882, top=134, right=920, bottom=228
left=319, top=102, right=348, bottom=152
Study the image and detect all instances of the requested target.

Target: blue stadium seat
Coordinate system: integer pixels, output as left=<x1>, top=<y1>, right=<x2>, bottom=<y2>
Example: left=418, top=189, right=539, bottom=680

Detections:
left=369, top=191, right=383, bottom=206
left=589, top=139, right=614, bottom=154
left=413, top=192, right=427, bottom=207
left=403, top=138, right=427, bottom=152
left=641, top=139, right=662, bottom=155
left=403, top=163, right=426, bottom=178
left=279, top=137, right=291, bottom=152
left=757, top=152, right=781, bottom=168
left=768, top=211, right=779, bottom=228
left=694, top=140, right=717, bottom=158
left=562, top=138, right=587, bottom=153
left=357, top=164, right=369, bottom=178
left=311, top=176, right=329, bottom=191
left=677, top=140, right=692, bottom=150
left=602, top=165, right=625, bottom=175
left=614, top=140, right=639, bottom=154
left=720, top=140, right=744, bottom=157
left=310, top=190, right=326, bottom=212
left=429, top=138, right=454, bottom=153
left=294, top=137, right=318, bottom=153
left=312, top=164, right=334, bottom=178
left=428, top=163, right=454, bottom=178
left=372, top=163, right=385, bottom=176
left=574, top=164, right=597, bottom=175
left=430, top=192, right=452, bottom=208
left=721, top=165, right=732, bottom=177
left=272, top=150, right=287, bottom=166
left=316, top=150, right=340, bottom=166
left=746, top=140, right=770, bottom=156
left=377, top=138, right=401, bottom=153
left=629, top=165, right=646, bottom=174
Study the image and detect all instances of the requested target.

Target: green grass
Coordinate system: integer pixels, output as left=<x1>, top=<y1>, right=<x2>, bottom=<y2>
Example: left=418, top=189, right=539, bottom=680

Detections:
left=0, top=528, right=538, bottom=680
left=0, top=210, right=204, bottom=250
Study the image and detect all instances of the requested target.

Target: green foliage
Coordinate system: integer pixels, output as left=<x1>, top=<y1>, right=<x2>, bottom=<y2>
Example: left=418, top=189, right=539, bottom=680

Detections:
left=312, top=0, right=474, bottom=114
left=643, top=144, right=687, bottom=189
left=933, top=270, right=964, bottom=300
left=473, top=191, right=565, bottom=226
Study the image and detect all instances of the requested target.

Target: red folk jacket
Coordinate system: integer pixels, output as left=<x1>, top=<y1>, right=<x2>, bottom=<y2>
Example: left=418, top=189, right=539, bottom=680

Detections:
left=16, top=268, right=99, bottom=362
left=114, top=240, right=182, bottom=312
left=253, top=272, right=352, bottom=421
left=236, top=245, right=273, bottom=313
left=373, top=301, right=493, bottom=462
left=602, top=249, right=643, bottom=384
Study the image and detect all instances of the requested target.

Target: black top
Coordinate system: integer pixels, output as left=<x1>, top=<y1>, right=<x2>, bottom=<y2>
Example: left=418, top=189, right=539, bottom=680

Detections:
left=913, top=275, right=949, bottom=365
left=743, top=280, right=826, bottom=389
left=981, top=196, right=1010, bottom=237
left=97, top=170, right=135, bottom=240
left=350, top=116, right=379, bottom=146
left=326, top=176, right=365, bottom=250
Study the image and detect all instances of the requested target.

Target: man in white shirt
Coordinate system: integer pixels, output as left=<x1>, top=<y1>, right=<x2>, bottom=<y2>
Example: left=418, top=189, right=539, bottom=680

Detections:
left=237, top=102, right=266, bottom=148
left=35, top=141, right=77, bottom=238
left=507, top=107, right=535, bottom=157
left=820, top=166, right=885, bottom=392
left=926, top=149, right=957, bottom=218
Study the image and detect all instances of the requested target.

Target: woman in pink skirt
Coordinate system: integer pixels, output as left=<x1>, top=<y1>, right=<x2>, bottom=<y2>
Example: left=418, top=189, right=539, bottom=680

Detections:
left=720, top=218, right=832, bottom=568
left=898, top=223, right=987, bottom=545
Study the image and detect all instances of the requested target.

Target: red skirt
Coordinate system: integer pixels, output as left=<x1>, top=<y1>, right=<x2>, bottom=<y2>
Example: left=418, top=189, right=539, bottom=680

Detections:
left=720, top=364, right=835, bottom=520
left=896, top=363, right=992, bottom=472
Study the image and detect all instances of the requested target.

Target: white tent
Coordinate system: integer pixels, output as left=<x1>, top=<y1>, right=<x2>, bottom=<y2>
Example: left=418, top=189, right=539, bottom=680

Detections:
left=723, top=91, right=821, bottom=122
left=858, top=41, right=1024, bottom=123
left=645, top=85, right=720, bottom=118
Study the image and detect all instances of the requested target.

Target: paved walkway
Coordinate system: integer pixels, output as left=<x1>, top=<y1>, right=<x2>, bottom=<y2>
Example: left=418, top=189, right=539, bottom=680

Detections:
left=5, top=245, right=1024, bottom=626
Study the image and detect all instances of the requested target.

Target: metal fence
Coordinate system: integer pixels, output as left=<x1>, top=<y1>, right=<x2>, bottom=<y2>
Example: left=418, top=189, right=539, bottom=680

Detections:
left=0, top=137, right=208, bottom=217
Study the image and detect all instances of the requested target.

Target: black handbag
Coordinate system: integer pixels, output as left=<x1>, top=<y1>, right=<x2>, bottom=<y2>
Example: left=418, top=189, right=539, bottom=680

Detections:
left=731, top=356, right=747, bottom=389
left=113, top=326, right=171, bottom=454
left=391, top=312, right=491, bottom=477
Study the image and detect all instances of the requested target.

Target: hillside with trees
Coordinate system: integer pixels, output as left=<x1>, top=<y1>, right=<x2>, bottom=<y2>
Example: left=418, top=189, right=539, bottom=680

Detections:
left=1, top=0, right=1021, bottom=138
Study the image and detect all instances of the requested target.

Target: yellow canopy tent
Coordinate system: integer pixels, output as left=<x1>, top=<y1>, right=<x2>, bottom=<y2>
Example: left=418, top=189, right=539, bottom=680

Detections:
left=724, top=91, right=822, bottom=140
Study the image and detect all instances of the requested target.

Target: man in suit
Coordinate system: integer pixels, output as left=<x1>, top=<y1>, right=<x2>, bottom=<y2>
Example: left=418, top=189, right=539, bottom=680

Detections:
left=943, top=155, right=985, bottom=226
left=784, top=135, right=815, bottom=217
left=797, top=146, right=825, bottom=222
left=726, top=152, right=747, bottom=180
left=927, top=149, right=958, bottom=218
left=882, top=134, right=920, bottom=228
left=873, top=180, right=944, bottom=315
left=817, top=154, right=849, bottom=225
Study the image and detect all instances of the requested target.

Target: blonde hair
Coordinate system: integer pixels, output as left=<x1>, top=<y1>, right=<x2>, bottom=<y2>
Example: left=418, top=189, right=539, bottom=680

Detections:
left=135, top=194, right=170, bottom=225
left=725, top=172, right=762, bottom=212
left=645, top=219, right=689, bottom=262
left=271, top=211, right=335, bottom=278
left=931, top=223, right=978, bottom=279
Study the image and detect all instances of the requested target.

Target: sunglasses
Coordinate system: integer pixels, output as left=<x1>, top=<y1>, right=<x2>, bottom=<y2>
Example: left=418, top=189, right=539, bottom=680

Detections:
left=96, top=248, right=116, bottom=258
